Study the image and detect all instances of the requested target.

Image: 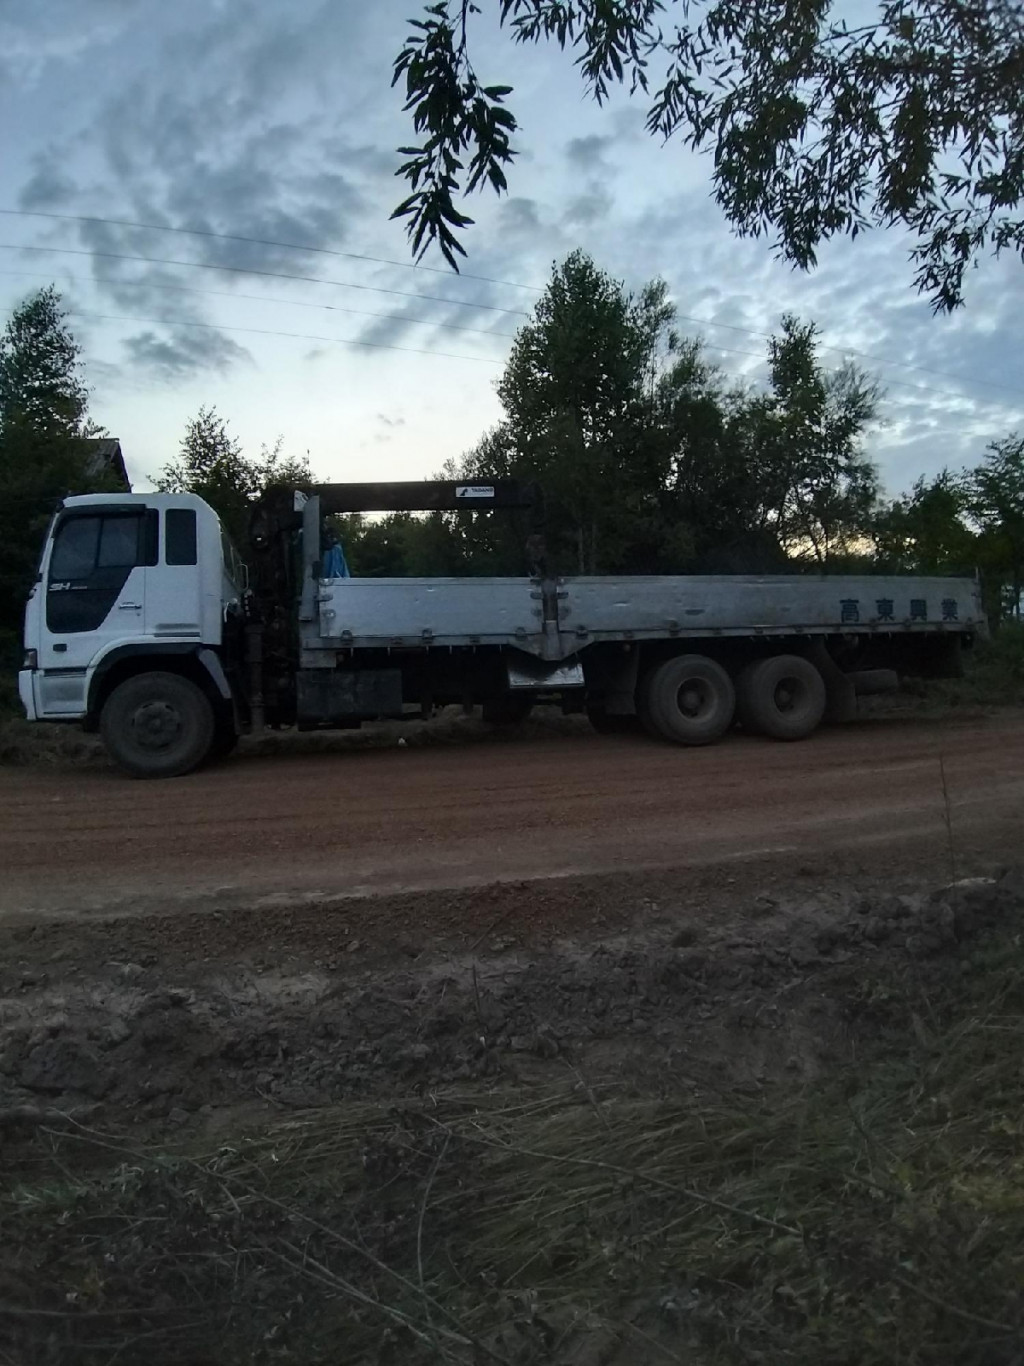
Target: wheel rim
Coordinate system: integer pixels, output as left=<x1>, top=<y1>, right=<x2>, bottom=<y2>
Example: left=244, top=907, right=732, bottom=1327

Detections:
left=130, top=700, right=184, bottom=752
left=676, top=679, right=712, bottom=719
left=772, top=678, right=804, bottom=714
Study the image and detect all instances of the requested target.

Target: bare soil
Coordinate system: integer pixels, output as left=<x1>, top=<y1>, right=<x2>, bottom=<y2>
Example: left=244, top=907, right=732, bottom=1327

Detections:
left=0, top=857, right=1019, bottom=1134
left=1, top=710, right=1022, bottom=919
left=1, top=714, right=1022, bottom=1364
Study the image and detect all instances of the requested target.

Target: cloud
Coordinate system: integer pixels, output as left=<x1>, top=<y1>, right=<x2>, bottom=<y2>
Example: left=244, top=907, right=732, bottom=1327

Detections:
left=562, top=184, right=615, bottom=227
left=87, top=265, right=207, bottom=316
left=565, top=135, right=614, bottom=171
left=350, top=288, right=522, bottom=352
left=0, top=0, right=142, bottom=84
left=89, top=95, right=371, bottom=274
left=18, top=152, right=79, bottom=210
left=5, top=0, right=402, bottom=385
left=499, top=198, right=546, bottom=236
left=122, top=327, right=252, bottom=381
left=377, top=413, right=406, bottom=428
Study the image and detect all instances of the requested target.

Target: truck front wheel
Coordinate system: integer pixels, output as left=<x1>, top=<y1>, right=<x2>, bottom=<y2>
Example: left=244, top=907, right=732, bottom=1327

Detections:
left=640, top=655, right=735, bottom=745
left=736, top=655, right=826, bottom=741
left=100, top=671, right=215, bottom=778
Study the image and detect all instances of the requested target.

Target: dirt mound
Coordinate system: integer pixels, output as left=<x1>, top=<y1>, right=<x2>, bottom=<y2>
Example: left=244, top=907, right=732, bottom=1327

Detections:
left=2, top=868, right=1023, bottom=1366
left=2, top=869, right=1020, bottom=1131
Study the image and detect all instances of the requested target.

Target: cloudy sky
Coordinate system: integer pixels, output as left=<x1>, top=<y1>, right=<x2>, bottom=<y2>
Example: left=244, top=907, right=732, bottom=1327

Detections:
left=2, top=0, right=1023, bottom=496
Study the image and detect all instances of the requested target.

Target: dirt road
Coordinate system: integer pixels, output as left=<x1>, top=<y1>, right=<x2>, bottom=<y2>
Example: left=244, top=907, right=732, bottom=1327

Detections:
left=1, top=711, right=1021, bottom=920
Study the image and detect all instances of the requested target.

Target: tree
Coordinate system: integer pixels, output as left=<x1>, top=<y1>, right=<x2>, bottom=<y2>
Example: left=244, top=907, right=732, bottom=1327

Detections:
left=0, top=287, right=107, bottom=639
left=754, top=318, right=881, bottom=567
left=375, top=267, right=882, bottom=579
left=657, top=342, right=785, bottom=573
left=965, top=436, right=1024, bottom=620
left=483, top=249, right=676, bottom=572
left=157, top=412, right=312, bottom=547
left=873, top=471, right=976, bottom=575
left=393, top=1, right=1024, bottom=309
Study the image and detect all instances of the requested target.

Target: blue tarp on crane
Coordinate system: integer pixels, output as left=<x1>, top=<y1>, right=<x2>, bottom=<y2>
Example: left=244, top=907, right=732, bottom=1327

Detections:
left=322, top=542, right=350, bottom=578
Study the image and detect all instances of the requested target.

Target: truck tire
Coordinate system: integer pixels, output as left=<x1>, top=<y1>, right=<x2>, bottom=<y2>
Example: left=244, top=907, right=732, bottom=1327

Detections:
left=640, top=655, right=735, bottom=746
left=100, top=671, right=215, bottom=778
left=736, top=654, right=826, bottom=741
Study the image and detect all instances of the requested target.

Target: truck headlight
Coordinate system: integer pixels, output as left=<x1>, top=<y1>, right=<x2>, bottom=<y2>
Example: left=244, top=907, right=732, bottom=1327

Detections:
left=22, top=649, right=38, bottom=670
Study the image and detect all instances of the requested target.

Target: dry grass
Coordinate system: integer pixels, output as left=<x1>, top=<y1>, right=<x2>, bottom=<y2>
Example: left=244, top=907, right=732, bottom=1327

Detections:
left=0, top=702, right=590, bottom=769
left=4, top=930, right=1023, bottom=1366
left=0, top=716, right=104, bottom=767
left=872, top=622, right=1024, bottom=717
left=242, top=706, right=591, bottom=760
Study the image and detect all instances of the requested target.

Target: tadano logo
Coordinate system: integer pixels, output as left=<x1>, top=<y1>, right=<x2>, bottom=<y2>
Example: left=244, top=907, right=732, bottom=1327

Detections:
left=455, top=485, right=496, bottom=500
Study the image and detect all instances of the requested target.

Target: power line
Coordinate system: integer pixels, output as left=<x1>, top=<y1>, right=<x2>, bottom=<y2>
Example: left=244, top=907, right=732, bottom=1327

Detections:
left=1, top=253, right=1016, bottom=411
left=53, top=306, right=1017, bottom=407
left=61, top=309, right=502, bottom=365
left=4, top=237, right=1021, bottom=404
left=0, top=207, right=543, bottom=294
left=1, top=206, right=1014, bottom=400
left=0, top=267, right=518, bottom=343
left=2, top=225, right=1015, bottom=401
left=0, top=243, right=532, bottom=318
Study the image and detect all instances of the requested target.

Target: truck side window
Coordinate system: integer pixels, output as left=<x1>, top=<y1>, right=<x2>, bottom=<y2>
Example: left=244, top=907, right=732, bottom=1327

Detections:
left=166, top=509, right=198, bottom=565
left=98, top=517, right=142, bottom=568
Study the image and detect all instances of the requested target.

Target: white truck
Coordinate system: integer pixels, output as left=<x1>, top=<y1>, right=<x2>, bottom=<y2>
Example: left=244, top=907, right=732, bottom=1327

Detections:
left=19, top=480, right=985, bottom=777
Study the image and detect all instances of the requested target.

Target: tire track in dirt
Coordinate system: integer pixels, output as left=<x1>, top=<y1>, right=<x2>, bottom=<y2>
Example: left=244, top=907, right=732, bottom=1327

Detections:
left=0, top=712, right=1021, bottom=920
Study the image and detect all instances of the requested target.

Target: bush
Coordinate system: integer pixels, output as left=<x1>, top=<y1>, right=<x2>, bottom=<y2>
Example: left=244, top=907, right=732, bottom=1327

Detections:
left=0, top=628, right=20, bottom=719
left=955, top=619, right=1024, bottom=706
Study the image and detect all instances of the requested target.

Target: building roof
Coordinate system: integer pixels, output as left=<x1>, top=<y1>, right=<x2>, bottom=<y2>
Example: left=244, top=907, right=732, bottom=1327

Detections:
left=83, top=437, right=131, bottom=491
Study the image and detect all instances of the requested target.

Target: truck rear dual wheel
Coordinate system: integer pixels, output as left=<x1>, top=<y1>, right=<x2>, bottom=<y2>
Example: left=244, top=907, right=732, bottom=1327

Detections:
left=100, top=671, right=215, bottom=778
left=640, top=655, right=736, bottom=746
left=736, top=654, right=826, bottom=741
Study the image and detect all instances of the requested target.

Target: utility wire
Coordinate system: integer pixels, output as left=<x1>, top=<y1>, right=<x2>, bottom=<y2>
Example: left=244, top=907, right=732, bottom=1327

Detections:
left=61, top=309, right=503, bottom=364
left=53, top=306, right=1023, bottom=407
left=2, top=207, right=1021, bottom=398
left=0, top=207, right=543, bottom=293
left=1, top=207, right=1016, bottom=399
left=0, top=243, right=532, bottom=318
left=0, top=267, right=518, bottom=343
left=0, top=293, right=1011, bottom=406
left=1, top=249, right=1018, bottom=408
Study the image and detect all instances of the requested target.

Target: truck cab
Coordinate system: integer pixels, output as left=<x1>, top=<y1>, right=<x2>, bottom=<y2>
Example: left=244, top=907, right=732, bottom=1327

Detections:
left=20, top=493, right=245, bottom=772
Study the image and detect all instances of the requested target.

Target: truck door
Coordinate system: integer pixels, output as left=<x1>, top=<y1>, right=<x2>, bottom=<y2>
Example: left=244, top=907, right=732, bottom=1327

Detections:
left=144, top=506, right=204, bottom=642
left=36, top=506, right=157, bottom=715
